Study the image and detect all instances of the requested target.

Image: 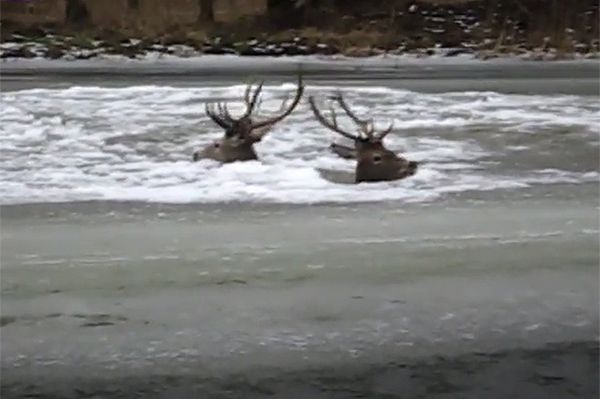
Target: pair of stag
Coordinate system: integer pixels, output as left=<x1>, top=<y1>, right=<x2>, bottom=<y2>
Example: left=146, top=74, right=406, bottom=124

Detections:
left=193, top=75, right=418, bottom=183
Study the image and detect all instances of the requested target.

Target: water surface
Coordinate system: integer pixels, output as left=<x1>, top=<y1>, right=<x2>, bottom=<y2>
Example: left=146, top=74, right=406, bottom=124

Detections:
left=1, top=58, right=598, bottom=398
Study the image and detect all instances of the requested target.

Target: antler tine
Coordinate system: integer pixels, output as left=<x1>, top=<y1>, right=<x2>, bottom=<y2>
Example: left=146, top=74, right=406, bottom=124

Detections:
left=242, top=80, right=264, bottom=115
left=331, top=91, right=376, bottom=140
left=308, top=95, right=360, bottom=142
left=216, top=102, right=224, bottom=115
left=358, top=120, right=375, bottom=140
left=278, top=93, right=290, bottom=112
left=243, top=81, right=252, bottom=105
left=328, top=102, right=338, bottom=126
left=334, top=91, right=372, bottom=126
left=377, top=120, right=395, bottom=140
left=242, top=81, right=264, bottom=118
left=205, top=101, right=231, bottom=129
left=210, top=102, right=225, bottom=123
left=223, top=103, right=233, bottom=120
left=243, top=77, right=260, bottom=104
left=216, top=102, right=235, bottom=123
left=250, top=73, right=305, bottom=130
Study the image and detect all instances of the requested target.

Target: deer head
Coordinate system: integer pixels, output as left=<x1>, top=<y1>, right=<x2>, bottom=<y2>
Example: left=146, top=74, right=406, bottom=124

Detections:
left=193, top=75, right=304, bottom=163
left=309, top=93, right=418, bottom=183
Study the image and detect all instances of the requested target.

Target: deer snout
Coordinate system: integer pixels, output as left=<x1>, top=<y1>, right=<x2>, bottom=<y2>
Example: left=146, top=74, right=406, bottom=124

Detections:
left=193, top=147, right=211, bottom=161
left=407, top=160, right=419, bottom=175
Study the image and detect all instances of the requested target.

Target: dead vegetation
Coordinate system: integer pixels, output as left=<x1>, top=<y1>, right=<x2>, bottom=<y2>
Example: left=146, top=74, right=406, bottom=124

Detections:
left=1, top=0, right=598, bottom=59
left=265, top=0, right=599, bottom=57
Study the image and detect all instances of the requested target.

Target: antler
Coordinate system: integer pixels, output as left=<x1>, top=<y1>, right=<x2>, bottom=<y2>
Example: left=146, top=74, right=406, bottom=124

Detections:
left=205, top=80, right=263, bottom=128
left=377, top=120, right=394, bottom=140
left=205, top=102, right=231, bottom=129
left=308, top=95, right=361, bottom=141
left=250, top=74, right=305, bottom=130
left=332, top=92, right=372, bottom=127
left=276, top=93, right=290, bottom=112
left=247, top=93, right=293, bottom=141
left=244, top=79, right=264, bottom=113
left=216, top=102, right=234, bottom=123
left=330, top=92, right=395, bottom=141
left=205, top=75, right=304, bottom=137
left=331, top=92, right=380, bottom=139
left=241, top=81, right=264, bottom=119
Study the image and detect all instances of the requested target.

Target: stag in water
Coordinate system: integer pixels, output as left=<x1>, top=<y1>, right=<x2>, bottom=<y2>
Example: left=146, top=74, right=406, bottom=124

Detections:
left=193, top=75, right=304, bottom=163
left=309, top=93, right=418, bottom=183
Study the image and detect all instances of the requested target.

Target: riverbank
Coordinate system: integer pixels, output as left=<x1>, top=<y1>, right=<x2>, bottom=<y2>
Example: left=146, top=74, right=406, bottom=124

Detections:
left=2, top=1, right=598, bottom=62
left=1, top=31, right=598, bottom=63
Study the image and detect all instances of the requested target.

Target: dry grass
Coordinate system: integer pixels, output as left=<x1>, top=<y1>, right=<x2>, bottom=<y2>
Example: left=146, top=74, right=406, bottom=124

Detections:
left=1, top=0, right=597, bottom=58
left=298, top=27, right=385, bottom=47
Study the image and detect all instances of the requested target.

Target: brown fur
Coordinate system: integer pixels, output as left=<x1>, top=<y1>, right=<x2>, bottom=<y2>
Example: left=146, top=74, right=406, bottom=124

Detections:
left=309, top=93, right=418, bottom=183
left=193, top=75, right=304, bottom=163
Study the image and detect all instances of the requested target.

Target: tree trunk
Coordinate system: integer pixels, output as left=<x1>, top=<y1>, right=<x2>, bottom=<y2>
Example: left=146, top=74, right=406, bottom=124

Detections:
left=199, top=0, right=214, bottom=22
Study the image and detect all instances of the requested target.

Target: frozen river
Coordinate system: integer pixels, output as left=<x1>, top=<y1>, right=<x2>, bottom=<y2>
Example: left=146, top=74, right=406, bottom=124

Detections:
left=1, top=57, right=598, bottom=398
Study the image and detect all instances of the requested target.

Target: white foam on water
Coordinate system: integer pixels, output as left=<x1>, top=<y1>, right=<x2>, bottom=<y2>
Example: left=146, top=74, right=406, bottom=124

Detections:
left=1, top=84, right=598, bottom=205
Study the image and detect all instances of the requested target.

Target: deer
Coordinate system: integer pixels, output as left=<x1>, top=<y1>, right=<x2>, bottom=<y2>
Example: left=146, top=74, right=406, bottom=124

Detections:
left=192, top=75, right=304, bottom=163
left=309, top=93, right=419, bottom=183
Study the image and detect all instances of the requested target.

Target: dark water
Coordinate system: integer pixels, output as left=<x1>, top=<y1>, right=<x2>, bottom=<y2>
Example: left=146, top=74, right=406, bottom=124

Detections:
left=1, top=342, right=598, bottom=399
left=1, top=56, right=599, bottom=94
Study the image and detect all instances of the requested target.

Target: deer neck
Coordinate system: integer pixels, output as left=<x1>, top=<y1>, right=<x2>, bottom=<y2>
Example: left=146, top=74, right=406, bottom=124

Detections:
left=221, top=139, right=259, bottom=162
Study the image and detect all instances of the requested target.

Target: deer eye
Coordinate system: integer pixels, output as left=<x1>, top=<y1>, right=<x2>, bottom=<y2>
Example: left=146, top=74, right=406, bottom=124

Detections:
left=213, top=142, right=220, bottom=148
left=372, top=154, right=382, bottom=164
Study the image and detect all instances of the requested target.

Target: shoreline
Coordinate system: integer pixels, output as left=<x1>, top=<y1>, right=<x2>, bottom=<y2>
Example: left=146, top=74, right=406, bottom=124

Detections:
left=2, top=29, right=598, bottom=67
left=1, top=52, right=599, bottom=74
left=2, top=45, right=599, bottom=67
left=2, top=0, right=598, bottom=75
left=2, top=1, right=598, bottom=65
